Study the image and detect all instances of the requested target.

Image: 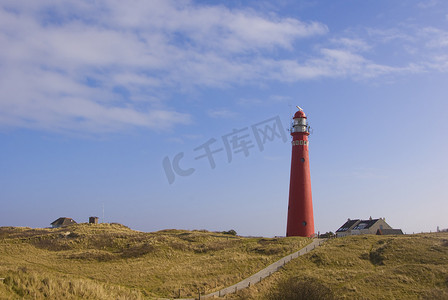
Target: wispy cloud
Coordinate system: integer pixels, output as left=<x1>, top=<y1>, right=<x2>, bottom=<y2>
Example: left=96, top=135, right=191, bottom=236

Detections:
left=207, top=109, right=238, bottom=119
left=417, top=0, right=440, bottom=9
left=0, top=0, right=327, bottom=134
left=0, top=0, right=447, bottom=134
left=419, top=27, right=448, bottom=48
left=331, top=37, right=371, bottom=52
left=366, top=28, right=415, bottom=44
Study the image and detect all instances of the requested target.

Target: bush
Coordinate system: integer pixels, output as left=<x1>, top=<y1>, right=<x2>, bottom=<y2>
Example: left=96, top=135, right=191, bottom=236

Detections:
left=267, top=277, right=335, bottom=300
left=319, top=232, right=334, bottom=238
left=222, top=229, right=237, bottom=236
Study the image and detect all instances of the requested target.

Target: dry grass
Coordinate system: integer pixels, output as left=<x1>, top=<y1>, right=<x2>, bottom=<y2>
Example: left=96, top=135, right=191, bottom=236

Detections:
left=0, top=223, right=309, bottom=299
left=4, top=224, right=446, bottom=299
left=0, top=268, right=143, bottom=300
left=229, top=233, right=448, bottom=300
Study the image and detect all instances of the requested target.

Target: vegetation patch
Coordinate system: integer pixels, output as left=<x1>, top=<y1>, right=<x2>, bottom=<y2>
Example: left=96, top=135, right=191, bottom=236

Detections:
left=267, top=276, right=335, bottom=300
left=1, top=268, right=143, bottom=299
left=228, top=233, right=448, bottom=300
left=66, top=250, right=118, bottom=261
left=309, top=252, right=331, bottom=266
left=0, top=224, right=309, bottom=298
left=3, top=225, right=447, bottom=299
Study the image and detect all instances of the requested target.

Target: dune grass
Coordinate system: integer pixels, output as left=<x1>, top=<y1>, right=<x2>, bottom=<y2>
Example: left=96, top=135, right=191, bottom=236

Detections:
left=0, top=268, right=144, bottom=300
left=3, top=224, right=446, bottom=299
left=229, top=232, right=448, bottom=299
left=0, top=223, right=309, bottom=299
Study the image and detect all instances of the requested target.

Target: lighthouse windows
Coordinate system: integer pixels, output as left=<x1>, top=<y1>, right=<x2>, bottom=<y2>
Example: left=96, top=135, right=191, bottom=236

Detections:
left=302, top=221, right=307, bottom=227
left=301, top=158, right=305, bottom=163
left=291, top=123, right=308, bottom=133
left=293, top=118, right=307, bottom=126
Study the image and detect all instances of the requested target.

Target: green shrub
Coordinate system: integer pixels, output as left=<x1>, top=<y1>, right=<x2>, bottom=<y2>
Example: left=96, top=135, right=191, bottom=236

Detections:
left=319, top=232, right=334, bottom=238
left=267, top=277, right=335, bottom=300
left=222, top=229, right=237, bottom=236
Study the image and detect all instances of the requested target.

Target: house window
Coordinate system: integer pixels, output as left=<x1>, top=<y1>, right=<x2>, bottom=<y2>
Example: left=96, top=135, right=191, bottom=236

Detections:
left=380, top=225, right=383, bottom=230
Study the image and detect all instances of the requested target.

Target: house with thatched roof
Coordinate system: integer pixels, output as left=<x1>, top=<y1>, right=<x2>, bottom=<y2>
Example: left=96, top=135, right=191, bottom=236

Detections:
left=336, top=217, right=402, bottom=237
left=51, top=217, right=77, bottom=228
left=376, top=228, right=404, bottom=235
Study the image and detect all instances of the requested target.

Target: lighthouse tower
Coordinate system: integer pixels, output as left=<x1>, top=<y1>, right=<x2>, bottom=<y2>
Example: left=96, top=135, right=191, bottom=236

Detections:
left=286, top=107, right=314, bottom=237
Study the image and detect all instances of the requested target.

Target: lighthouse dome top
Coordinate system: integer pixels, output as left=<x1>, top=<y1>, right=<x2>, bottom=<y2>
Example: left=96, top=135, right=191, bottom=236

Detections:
left=294, top=110, right=306, bottom=118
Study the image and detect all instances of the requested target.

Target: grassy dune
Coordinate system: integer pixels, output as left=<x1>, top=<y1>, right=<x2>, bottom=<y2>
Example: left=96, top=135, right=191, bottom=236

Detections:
left=2, top=224, right=447, bottom=299
left=229, top=233, right=448, bottom=300
left=0, top=223, right=309, bottom=299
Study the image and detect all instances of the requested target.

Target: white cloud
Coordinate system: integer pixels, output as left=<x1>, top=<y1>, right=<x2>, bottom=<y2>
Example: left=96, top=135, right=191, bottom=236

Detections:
left=413, top=27, right=448, bottom=71
left=0, top=0, right=328, bottom=134
left=419, top=27, right=448, bottom=48
left=331, top=37, right=371, bottom=52
left=269, top=95, right=293, bottom=102
left=424, top=55, right=448, bottom=71
left=366, top=28, right=415, bottom=43
left=166, top=133, right=203, bottom=144
left=417, top=0, right=440, bottom=9
left=0, top=0, right=447, bottom=134
left=260, top=48, right=410, bottom=81
left=98, top=1, right=328, bottom=53
left=237, top=98, right=264, bottom=107
left=207, top=109, right=238, bottom=119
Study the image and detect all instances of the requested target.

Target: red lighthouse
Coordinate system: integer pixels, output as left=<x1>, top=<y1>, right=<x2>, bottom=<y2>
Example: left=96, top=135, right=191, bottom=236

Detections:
left=286, top=107, right=315, bottom=237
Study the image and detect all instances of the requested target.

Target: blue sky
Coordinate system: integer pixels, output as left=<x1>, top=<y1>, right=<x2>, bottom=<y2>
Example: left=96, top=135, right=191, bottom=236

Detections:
left=1, top=0, right=447, bottom=236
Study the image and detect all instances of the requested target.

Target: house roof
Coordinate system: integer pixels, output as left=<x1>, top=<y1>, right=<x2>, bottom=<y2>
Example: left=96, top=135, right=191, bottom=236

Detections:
left=352, top=219, right=380, bottom=230
left=376, top=229, right=403, bottom=235
left=336, top=219, right=360, bottom=232
left=51, top=217, right=77, bottom=226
